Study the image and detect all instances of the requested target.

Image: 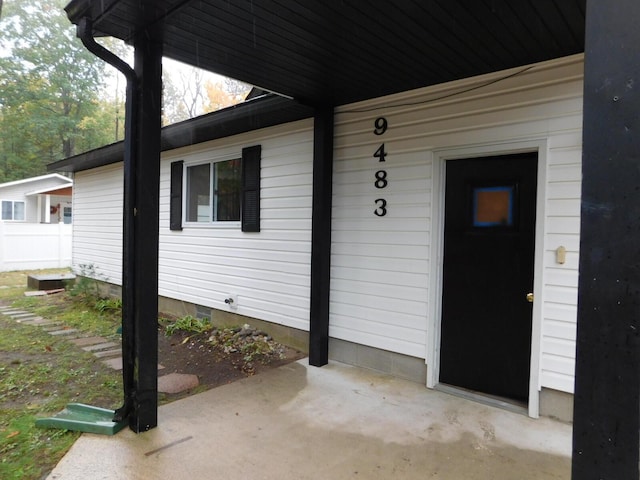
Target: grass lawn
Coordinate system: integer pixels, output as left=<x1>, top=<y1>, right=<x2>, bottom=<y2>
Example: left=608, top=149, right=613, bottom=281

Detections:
left=0, top=269, right=123, bottom=480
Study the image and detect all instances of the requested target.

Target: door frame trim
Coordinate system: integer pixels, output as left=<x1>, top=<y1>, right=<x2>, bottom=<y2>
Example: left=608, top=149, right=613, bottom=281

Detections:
left=427, top=139, right=548, bottom=418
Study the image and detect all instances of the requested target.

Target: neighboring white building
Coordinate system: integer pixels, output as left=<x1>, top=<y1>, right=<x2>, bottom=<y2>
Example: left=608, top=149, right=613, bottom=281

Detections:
left=51, top=54, right=583, bottom=421
left=0, top=174, right=73, bottom=271
left=0, top=173, right=73, bottom=224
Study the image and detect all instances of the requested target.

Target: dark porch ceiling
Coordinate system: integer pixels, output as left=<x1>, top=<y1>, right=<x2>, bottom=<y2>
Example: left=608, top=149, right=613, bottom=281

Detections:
left=65, top=0, right=586, bottom=107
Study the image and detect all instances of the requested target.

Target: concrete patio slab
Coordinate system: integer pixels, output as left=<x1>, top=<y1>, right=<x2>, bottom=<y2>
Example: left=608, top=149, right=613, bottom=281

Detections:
left=45, top=360, right=572, bottom=480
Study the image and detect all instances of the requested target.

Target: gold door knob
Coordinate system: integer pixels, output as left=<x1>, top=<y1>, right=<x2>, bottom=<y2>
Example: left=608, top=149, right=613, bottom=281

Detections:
left=526, top=293, right=534, bottom=303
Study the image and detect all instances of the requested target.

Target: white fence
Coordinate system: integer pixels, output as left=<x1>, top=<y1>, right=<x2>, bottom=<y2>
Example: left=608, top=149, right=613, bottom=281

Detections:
left=0, top=222, right=72, bottom=272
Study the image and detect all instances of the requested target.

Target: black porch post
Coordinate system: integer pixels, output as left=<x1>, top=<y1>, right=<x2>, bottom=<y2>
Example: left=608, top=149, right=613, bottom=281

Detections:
left=309, top=106, right=334, bottom=366
left=123, top=32, right=163, bottom=432
left=572, top=1, right=640, bottom=477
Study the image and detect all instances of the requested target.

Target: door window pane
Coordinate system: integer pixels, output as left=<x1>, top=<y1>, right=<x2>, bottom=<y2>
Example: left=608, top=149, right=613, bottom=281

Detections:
left=473, top=186, right=514, bottom=227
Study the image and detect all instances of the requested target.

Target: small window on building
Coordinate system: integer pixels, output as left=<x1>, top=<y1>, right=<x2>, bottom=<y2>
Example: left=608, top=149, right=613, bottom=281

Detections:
left=1, top=200, right=25, bottom=221
left=185, top=158, right=241, bottom=223
left=63, top=206, right=72, bottom=224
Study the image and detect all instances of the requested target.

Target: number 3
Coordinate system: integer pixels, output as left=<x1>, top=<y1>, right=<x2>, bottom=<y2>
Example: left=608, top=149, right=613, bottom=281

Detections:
left=374, top=198, right=387, bottom=217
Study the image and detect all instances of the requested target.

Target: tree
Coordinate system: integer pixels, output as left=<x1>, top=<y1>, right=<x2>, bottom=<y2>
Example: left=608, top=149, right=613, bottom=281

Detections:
left=162, top=59, right=252, bottom=125
left=0, top=0, right=115, bottom=181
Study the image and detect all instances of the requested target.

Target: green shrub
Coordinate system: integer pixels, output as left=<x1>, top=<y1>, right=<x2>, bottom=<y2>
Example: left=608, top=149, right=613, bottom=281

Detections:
left=164, top=315, right=212, bottom=336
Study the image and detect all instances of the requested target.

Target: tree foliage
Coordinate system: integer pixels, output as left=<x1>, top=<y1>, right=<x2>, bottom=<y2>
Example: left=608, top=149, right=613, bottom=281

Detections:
left=0, top=0, right=116, bottom=181
left=0, top=0, right=252, bottom=183
left=162, top=63, right=251, bottom=125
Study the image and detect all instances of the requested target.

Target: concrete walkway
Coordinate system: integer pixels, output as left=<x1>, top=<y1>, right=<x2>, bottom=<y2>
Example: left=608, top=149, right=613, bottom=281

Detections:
left=46, top=360, right=572, bottom=480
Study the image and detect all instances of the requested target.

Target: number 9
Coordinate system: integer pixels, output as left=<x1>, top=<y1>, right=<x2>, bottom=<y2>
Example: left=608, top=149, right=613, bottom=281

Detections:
left=374, top=117, right=388, bottom=136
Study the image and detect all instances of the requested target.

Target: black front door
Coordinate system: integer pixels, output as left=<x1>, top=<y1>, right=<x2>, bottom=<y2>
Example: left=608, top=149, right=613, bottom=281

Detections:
left=439, top=153, right=537, bottom=402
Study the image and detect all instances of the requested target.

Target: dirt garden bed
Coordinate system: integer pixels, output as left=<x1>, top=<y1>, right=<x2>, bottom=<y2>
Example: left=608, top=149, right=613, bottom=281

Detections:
left=156, top=319, right=306, bottom=400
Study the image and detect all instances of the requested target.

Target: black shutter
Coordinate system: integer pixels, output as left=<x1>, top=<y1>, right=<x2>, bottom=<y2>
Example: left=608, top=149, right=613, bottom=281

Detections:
left=169, top=160, right=183, bottom=231
left=241, top=145, right=261, bottom=232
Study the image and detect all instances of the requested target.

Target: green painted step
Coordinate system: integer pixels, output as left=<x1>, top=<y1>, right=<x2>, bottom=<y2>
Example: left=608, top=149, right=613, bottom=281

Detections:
left=35, top=403, right=126, bottom=435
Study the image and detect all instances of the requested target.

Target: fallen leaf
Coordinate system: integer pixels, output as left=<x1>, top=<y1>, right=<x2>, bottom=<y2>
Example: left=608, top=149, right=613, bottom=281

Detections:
left=7, top=431, right=19, bottom=439
left=45, top=345, right=52, bottom=352
left=181, top=336, right=191, bottom=345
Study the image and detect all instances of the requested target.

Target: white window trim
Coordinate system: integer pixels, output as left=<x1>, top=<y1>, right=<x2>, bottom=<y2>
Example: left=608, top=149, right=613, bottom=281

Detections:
left=182, top=154, right=242, bottom=227
left=1, top=199, right=26, bottom=222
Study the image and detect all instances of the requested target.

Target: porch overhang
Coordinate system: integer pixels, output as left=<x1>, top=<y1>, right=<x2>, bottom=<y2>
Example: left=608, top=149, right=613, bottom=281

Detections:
left=65, top=0, right=586, bottom=107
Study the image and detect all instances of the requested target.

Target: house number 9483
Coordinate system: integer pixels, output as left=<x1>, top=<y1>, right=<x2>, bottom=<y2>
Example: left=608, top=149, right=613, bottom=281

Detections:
left=373, top=116, right=388, bottom=217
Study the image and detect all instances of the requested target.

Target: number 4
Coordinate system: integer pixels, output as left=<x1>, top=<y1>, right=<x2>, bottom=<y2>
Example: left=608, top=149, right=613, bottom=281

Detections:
left=374, top=143, right=387, bottom=162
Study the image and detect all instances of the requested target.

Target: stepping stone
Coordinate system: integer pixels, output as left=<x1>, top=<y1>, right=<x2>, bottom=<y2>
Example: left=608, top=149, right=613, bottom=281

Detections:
left=41, top=324, right=63, bottom=331
left=20, top=318, right=58, bottom=326
left=158, top=373, right=199, bottom=394
left=48, top=328, right=79, bottom=336
left=101, top=357, right=164, bottom=371
left=101, top=357, right=123, bottom=370
left=93, top=349, right=122, bottom=359
left=82, top=342, right=119, bottom=352
left=70, top=336, right=109, bottom=347
left=7, top=312, right=32, bottom=318
left=24, top=288, right=66, bottom=297
left=24, top=291, right=48, bottom=297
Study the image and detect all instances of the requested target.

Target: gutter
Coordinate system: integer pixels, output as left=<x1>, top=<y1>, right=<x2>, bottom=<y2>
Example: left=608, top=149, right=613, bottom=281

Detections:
left=76, top=16, right=137, bottom=425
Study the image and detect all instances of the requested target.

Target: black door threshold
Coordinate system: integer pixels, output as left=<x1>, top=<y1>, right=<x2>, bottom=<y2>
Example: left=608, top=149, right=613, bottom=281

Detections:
left=435, top=383, right=528, bottom=416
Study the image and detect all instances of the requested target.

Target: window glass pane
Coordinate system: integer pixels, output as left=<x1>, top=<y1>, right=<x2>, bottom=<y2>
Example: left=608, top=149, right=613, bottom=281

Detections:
left=214, top=159, right=241, bottom=221
left=473, top=186, right=513, bottom=227
left=63, top=207, right=72, bottom=224
left=186, top=163, right=211, bottom=222
left=13, top=202, right=25, bottom=220
left=1, top=201, right=12, bottom=220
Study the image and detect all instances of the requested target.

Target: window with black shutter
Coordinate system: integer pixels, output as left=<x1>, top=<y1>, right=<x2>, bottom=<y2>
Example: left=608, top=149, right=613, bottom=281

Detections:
left=169, top=145, right=261, bottom=231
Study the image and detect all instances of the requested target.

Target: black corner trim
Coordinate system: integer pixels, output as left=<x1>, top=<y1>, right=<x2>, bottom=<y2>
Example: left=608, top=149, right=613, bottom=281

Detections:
left=169, top=160, right=183, bottom=231
left=241, top=145, right=261, bottom=232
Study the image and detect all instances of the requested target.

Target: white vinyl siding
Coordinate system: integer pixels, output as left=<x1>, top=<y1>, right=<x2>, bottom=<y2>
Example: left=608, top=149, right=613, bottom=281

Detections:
left=159, top=120, right=314, bottom=331
left=331, top=54, right=584, bottom=393
left=72, top=164, right=124, bottom=284
left=540, top=135, right=582, bottom=393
